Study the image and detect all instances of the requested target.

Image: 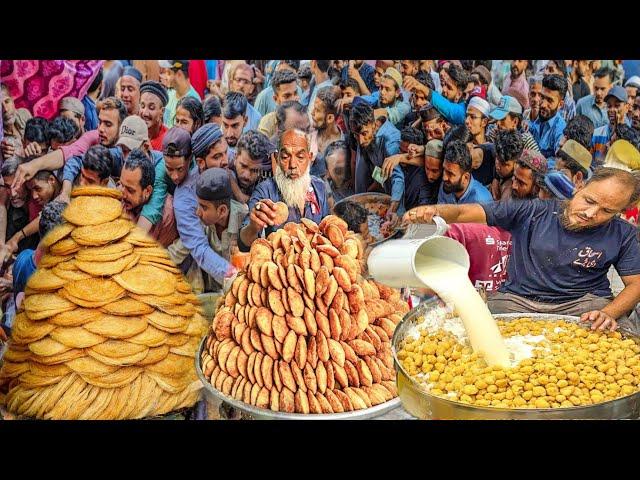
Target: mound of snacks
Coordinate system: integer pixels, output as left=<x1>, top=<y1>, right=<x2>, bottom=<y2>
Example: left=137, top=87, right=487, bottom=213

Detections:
left=0, top=186, right=207, bottom=419
left=398, top=315, right=640, bottom=409
left=202, top=215, right=409, bottom=414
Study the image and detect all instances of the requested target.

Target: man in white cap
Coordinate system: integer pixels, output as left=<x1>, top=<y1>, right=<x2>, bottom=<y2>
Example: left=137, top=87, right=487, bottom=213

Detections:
left=59, top=97, right=86, bottom=134
left=464, top=96, right=490, bottom=145
left=359, top=67, right=411, bottom=128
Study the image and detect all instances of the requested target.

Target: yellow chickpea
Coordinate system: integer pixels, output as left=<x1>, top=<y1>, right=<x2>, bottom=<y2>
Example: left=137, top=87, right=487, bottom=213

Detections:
left=462, top=384, right=478, bottom=396
left=487, top=385, right=498, bottom=394
left=532, top=386, right=546, bottom=397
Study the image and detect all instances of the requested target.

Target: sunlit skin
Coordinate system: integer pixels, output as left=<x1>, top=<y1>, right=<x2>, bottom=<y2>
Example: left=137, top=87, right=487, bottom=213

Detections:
left=511, top=164, right=537, bottom=199
left=222, top=115, right=246, bottom=148
left=373, top=67, right=385, bottom=88
left=234, top=149, right=262, bottom=189
left=440, top=70, right=462, bottom=102
left=511, top=60, right=528, bottom=79
left=175, top=106, right=197, bottom=134
left=97, top=108, right=120, bottom=147
left=424, top=156, right=443, bottom=184
left=423, top=118, right=447, bottom=140
left=120, top=76, right=140, bottom=115
left=164, top=155, right=190, bottom=186
left=593, top=75, right=612, bottom=107
left=464, top=106, right=488, bottom=137
left=1, top=89, right=16, bottom=125
left=197, top=138, right=229, bottom=173
left=139, top=92, right=164, bottom=137
left=79, top=167, right=108, bottom=186
left=562, top=177, right=632, bottom=230
left=27, top=176, right=59, bottom=207
left=539, top=87, right=564, bottom=121
left=607, top=96, right=628, bottom=127
left=400, top=60, right=419, bottom=77
left=118, top=167, right=151, bottom=214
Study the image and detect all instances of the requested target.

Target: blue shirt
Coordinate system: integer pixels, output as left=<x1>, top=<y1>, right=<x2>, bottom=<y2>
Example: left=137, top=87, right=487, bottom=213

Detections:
left=529, top=111, right=567, bottom=159
left=575, top=95, right=608, bottom=129
left=12, top=249, right=36, bottom=296
left=81, top=95, right=99, bottom=131
left=437, top=176, right=493, bottom=204
left=238, top=175, right=330, bottom=252
left=174, top=167, right=233, bottom=284
left=340, top=63, right=377, bottom=93
left=358, top=91, right=411, bottom=128
left=429, top=90, right=466, bottom=125
left=244, top=103, right=262, bottom=132
left=482, top=199, right=640, bottom=302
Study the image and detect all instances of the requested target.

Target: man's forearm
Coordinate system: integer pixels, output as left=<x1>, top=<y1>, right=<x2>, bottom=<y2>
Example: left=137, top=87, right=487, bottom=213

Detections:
left=434, top=203, right=487, bottom=224
left=400, top=154, right=424, bottom=167
left=33, top=149, right=65, bottom=172
left=603, top=277, right=640, bottom=320
left=239, top=223, right=260, bottom=248
left=355, top=75, right=370, bottom=96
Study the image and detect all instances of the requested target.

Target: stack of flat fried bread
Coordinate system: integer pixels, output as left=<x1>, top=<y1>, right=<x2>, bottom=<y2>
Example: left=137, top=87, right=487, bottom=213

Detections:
left=0, top=186, right=207, bottom=419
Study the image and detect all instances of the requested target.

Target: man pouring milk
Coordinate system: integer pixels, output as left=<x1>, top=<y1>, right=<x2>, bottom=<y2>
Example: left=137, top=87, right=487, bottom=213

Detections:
left=402, top=167, right=640, bottom=333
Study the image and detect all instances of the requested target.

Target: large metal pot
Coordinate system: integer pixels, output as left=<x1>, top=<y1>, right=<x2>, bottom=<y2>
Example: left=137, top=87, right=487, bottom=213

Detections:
left=195, top=338, right=402, bottom=420
left=392, top=302, right=640, bottom=419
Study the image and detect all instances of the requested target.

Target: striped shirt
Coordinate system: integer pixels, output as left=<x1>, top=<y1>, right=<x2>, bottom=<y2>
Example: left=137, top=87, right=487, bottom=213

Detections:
left=486, top=125, right=541, bottom=153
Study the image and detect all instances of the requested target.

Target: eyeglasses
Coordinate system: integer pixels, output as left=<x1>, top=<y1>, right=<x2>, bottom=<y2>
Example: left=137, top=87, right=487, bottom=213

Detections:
left=233, top=77, right=252, bottom=85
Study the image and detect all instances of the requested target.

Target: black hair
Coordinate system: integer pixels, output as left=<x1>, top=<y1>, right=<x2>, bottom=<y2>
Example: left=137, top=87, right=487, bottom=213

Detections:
left=236, top=130, right=275, bottom=163
left=460, top=60, right=475, bottom=72
left=176, top=95, right=204, bottom=129
left=46, top=116, right=80, bottom=145
left=325, top=139, right=349, bottom=160
left=563, top=114, right=594, bottom=149
left=298, top=64, right=312, bottom=80
left=542, top=74, right=568, bottom=99
left=88, top=68, right=103, bottom=94
left=474, top=60, right=493, bottom=71
left=275, top=100, right=307, bottom=133
left=442, top=124, right=471, bottom=150
left=548, top=60, right=567, bottom=78
left=123, top=148, right=155, bottom=190
left=281, top=60, right=300, bottom=71
left=615, top=124, right=640, bottom=150
left=33, top=169, right=59, bottom=184
left=443, top=140, right=472, bottom=172
left=594, top=67, right=614, bottom=83
left=97, top=97, right=128, bottom=123
left=272, top=69, right=299, bottom=93
left=315, top=60, right=331, bottom=73
left=557, top=150, right=589, bottom=178
left=348, top=101, right=375, bottom=133
left=495, top=130, right=524, bottom=163
left=223, top=91, right=248, bottom=119
left=203, top=95, right=222, bottom=123
left=401, top=126, right=426, bottom=146
left=446, top=64, right=470, bottom=91
left=333, top=200, right=368, bottom=234
left=315, top=86, right=339, bottom=116
left=415, top=71, right=435, bottom=91
left=339, top=77, right=361, bottom=95
left=39, top=200, right=67, bottom=238
left=24, top=117, right=49, bottom=144
left=82, top=145, right=113, bottom=181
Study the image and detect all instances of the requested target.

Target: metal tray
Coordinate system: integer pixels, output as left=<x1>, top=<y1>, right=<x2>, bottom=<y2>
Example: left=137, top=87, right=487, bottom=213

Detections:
left=196, top=337, right=402, bottom=420
left=392, top=302, right=640, bottom=420
left=332, top=192, right=401, bottom=247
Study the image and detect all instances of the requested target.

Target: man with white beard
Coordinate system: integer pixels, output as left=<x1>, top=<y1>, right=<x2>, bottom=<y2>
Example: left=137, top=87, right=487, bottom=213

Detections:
left=238, top=128, right=330, bottom=251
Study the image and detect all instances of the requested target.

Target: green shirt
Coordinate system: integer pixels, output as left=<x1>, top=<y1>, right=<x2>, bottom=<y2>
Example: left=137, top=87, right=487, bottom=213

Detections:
left=163, top=86, right=201, bottom=127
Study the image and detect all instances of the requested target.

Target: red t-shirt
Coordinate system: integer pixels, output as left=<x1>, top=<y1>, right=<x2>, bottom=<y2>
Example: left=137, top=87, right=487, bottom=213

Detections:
left=28, top=197, right=42, bottom=221
left=150, top=124, right=168, bottom=152
left=445, top=223, right=512, bottom=292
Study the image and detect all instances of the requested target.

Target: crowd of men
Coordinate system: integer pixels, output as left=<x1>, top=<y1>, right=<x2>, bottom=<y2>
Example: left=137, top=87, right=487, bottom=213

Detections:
left=2, top=58, right=640, bottom=339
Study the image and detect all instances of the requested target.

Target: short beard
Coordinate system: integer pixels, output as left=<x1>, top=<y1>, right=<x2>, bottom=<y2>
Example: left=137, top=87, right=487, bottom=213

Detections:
left=559, top=200, right=591, bottom=232
left=274, top=164, right=311, bottom=208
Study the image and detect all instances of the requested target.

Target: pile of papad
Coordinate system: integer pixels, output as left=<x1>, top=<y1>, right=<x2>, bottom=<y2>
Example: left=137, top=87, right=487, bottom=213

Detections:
left=0, top=186, right=207, bottom=419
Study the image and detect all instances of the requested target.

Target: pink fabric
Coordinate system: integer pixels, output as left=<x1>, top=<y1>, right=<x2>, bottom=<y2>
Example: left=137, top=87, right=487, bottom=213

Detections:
left=1, top=60, right=104, bottom=120
left=502, top=73, right=530, bottom=109
left=61, top=129, right=99, bottom=161
left=445, top=223, right=513, bottom=292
